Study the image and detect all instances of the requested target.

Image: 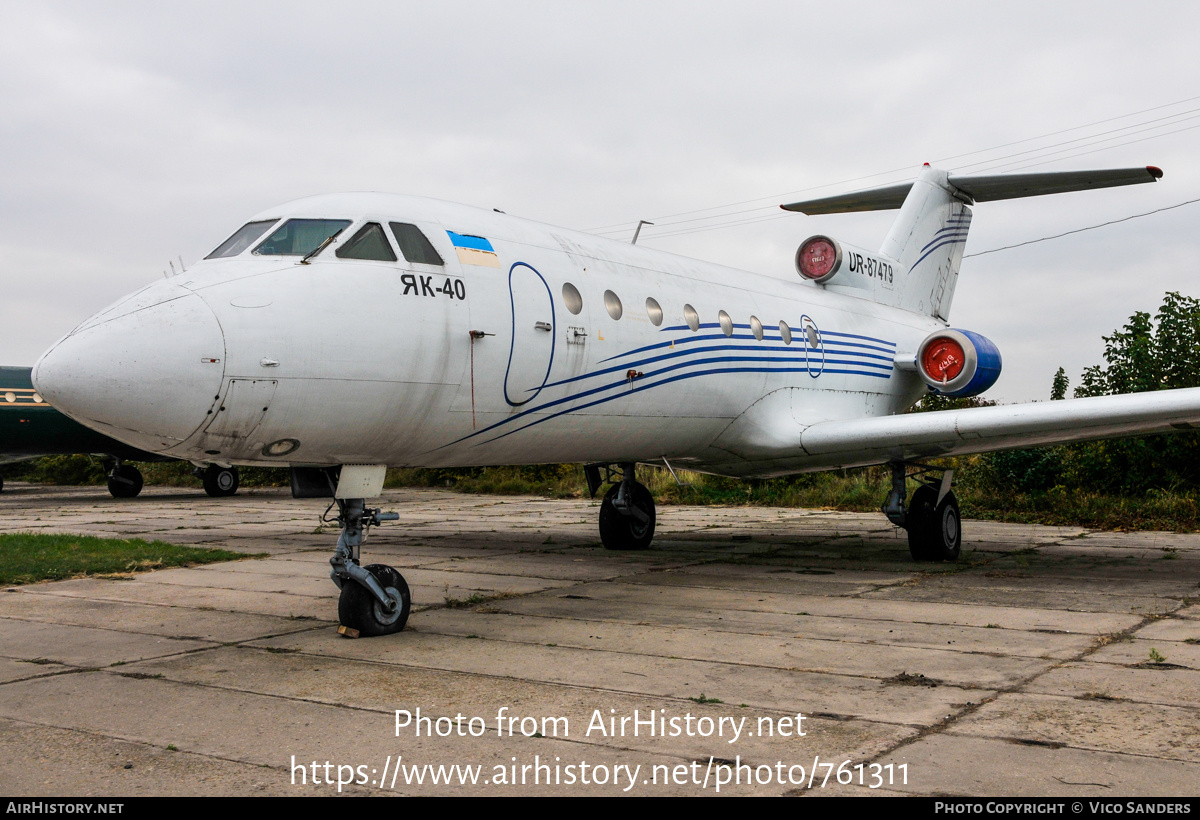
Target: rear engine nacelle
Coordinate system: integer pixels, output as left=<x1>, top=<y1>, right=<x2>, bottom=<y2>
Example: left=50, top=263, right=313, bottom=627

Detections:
left=915, top=328, right=1002, bottom=397
left=795, top=235, right=904, bottom=291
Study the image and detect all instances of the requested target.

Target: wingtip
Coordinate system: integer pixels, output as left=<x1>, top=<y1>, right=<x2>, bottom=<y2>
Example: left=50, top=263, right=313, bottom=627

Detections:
left=1148, top=166, right=1164, bottom=179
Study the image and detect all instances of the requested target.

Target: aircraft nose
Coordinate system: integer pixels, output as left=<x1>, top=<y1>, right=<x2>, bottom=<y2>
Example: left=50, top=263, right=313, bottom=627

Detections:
left=33, top=288, right=226, bottom=452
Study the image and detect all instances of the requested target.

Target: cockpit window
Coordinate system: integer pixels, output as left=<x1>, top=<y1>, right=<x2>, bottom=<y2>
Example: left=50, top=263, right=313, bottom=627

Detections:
left=253, top=218, right=352, bottom=256
left=205, top=220, right=278, bottom=259
left=390, top=222, right=444, bottom=266
left=336, top=222, right=397, bottom=261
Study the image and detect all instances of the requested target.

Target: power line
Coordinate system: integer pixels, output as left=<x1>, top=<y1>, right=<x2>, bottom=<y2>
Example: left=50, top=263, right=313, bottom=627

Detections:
left=586, top=94, right=1200, bottom=241
left=965, top=196, right=1200, bottom=258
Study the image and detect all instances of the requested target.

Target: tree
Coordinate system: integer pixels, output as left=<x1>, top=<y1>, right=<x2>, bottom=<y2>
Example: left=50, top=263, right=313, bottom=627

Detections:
left=1050, top=367, right=1069, bottom=401
left=1064, top=292, right=1200, bottom=494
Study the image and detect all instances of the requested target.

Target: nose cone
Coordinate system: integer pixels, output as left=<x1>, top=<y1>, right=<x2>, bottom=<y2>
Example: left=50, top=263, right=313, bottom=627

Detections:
left=33, top=288, right=226, bottom=452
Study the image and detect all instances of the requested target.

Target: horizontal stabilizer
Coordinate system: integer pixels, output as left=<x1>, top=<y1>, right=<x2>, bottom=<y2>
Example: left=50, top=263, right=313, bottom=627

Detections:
left=782, top=166, right=1162, bottom=214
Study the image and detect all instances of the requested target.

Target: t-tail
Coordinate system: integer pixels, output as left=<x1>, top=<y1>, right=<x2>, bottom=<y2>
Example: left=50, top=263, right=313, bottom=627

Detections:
left=783, top=164, right=1162, bottom=321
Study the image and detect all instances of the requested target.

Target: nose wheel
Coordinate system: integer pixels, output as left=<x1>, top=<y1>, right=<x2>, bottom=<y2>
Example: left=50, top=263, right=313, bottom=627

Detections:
left=327, top=497, right=410, bottom=636
left=338, top=564, right=411, bottom=636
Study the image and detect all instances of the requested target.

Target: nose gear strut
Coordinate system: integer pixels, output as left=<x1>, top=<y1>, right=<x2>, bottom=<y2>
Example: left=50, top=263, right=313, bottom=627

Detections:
left=327, top=497, right=410, bottom=636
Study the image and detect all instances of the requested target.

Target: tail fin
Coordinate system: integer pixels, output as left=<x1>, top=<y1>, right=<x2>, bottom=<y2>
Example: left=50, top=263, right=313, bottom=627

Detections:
left=782, top=165, right=1161, bottom=321
left=878, top=167, right=971, bottom=320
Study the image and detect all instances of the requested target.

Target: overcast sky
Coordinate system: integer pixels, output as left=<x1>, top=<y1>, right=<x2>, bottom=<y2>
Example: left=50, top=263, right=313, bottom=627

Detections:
left=3, top=1, right=1198, bottom=402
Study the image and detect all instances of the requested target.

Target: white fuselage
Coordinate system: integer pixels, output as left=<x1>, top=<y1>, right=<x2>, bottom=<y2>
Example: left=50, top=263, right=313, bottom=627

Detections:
left=34, top=193, right=944, bottom=478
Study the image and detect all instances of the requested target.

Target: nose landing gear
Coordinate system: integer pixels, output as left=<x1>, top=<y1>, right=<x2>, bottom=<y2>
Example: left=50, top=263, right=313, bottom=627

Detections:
left=327, top=497, right=410, bottom=636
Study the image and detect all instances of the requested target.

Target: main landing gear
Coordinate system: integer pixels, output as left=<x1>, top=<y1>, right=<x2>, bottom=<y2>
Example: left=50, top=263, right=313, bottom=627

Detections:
left=328, top=497, right=410, bottom=636
left=881, top=461, right=961, bottom=562
left=586, top=462, right=656, bottom=550
left=197, top=464, right=239, bottom=497
left=106, top=460, right=143, bottom=498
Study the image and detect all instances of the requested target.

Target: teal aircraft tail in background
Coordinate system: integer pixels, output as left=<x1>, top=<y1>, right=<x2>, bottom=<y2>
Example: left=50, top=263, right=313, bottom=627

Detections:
left=0, top=365, right=238, bottom=497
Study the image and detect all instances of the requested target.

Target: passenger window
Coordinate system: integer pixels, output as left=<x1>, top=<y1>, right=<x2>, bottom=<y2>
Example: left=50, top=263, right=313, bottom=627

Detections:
left=206, top=220, right=278, bottom=259
left=336, top=223, right=397, bottom=261
left=683, top=304, right=700, bottom=332
left=254, top=219, right=351, bottom=256
left=645, top=297, right=663, bottom=326
left=390, top=223, right=444, bottom=266
left=718, top=310, right=733, bottom=337
left=604, top=290, right=623, bottom=320
left=562, top=283, right=583, bottom=314
left=779, top=320, right=792, bottom=345
left=750, top=315, right=763, bottom=341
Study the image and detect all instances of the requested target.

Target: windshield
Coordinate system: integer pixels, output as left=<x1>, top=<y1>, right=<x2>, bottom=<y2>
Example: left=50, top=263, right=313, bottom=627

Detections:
left=253, top=218, right=352, bottom=256
left=205, top=220, right=279, bottom=259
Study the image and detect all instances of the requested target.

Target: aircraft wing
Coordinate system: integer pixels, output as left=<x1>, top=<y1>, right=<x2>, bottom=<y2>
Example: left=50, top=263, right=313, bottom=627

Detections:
left=798, top=387, right=1200, bottom=468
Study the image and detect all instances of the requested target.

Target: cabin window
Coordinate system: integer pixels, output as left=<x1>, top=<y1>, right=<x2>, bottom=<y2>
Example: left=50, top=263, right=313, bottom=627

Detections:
left=807, top=325, right=820, bottom=348
left=718, top=310, right=733, bottom=337
left=562, top=283, right=583, bottom=314
left=390, top=223, right=444, bottom=266
left=683, top=304, right=700, bottom=332
left=779, top=320, right=792, bottom=345
left=336, top=223, right=397, bottom=261
left=645, top=297, right=663, bottom=326
left=205, top=220, right=278, bottom=259
left=253, top=219, right=352, bottom=256
left=750, top=315, right=763, bottom=341
left=604, top=290, right=623, bottom=320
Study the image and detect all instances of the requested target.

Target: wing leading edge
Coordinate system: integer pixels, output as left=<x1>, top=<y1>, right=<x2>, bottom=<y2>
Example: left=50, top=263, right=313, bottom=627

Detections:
left=796, top=387, right=1200, bottom=469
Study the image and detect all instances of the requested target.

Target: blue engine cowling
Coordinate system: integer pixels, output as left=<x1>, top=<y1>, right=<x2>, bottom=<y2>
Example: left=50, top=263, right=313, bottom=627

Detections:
left=916, top=328, right=1002, bottom=397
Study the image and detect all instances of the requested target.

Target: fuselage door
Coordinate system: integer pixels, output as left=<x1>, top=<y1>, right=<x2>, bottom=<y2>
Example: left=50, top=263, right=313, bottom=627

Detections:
left=503, top=262, right=556, bottom=407
left=202, top=378, right=278, bottom=440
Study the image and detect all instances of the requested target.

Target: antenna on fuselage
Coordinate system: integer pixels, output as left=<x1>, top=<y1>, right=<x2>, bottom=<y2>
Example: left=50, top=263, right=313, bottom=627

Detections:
left=631, top=220, right=653, bottom=244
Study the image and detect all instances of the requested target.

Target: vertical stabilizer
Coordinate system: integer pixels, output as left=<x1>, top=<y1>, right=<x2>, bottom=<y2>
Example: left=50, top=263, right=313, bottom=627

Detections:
left=878, top=167, right=972, bottom=321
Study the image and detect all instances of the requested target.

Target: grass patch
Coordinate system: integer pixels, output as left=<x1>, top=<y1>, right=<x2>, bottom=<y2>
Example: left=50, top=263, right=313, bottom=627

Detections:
left=384, top=463, right=1200, bottom=533
left=443, top=590, right=521, bottom=609
left=0, top=533, right=258, bottom=586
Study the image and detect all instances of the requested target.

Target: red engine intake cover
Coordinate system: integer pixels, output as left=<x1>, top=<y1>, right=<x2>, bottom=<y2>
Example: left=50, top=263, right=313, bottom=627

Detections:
left=921, top=337, right=966, bottom=384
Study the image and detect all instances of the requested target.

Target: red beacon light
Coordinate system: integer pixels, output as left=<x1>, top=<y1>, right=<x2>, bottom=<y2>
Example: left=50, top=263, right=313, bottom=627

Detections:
left=795, top=235, right=842, bottom=283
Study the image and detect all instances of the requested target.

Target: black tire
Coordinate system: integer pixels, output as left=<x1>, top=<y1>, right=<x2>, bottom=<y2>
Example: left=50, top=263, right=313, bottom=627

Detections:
left=107, top=465, right=144, bottom=499
left=598, top=481, right=656, bottom=550
left=202, top=465, right=239, bottom=497
left=338, top=563, right=411, bottom=637
left=907, top=485, right=961, bottom=562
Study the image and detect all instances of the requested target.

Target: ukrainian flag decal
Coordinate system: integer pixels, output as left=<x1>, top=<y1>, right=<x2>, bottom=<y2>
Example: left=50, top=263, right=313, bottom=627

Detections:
left=447, top=231, right=501, bottom=268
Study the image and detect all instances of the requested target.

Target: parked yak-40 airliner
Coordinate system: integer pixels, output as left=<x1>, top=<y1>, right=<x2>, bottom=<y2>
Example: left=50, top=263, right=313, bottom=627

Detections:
left=32, top=164, right=1199, bottom=636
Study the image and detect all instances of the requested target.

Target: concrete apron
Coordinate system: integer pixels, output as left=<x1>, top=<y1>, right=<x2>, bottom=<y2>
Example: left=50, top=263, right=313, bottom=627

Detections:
left=0, top=484, right=1197, bottom=796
